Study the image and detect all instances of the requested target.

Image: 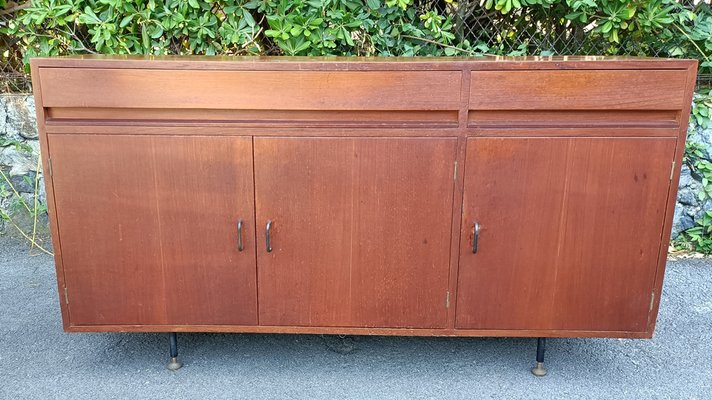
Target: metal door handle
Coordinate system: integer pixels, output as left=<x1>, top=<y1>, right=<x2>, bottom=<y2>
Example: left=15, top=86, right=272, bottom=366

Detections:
left=236, top=220, right=244, bottom=252
left=266, top=220, right=273, bottom=253
left=472, top=222, right=480, bottom=254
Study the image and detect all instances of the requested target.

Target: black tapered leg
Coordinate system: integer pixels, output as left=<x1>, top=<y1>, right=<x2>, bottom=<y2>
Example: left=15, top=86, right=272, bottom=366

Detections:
left=531, top=337, right=547, bottom=377
left=166, top=332, right=183, bottom=370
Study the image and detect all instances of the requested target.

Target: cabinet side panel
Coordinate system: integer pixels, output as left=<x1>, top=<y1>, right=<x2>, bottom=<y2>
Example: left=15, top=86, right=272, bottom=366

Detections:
left=647, top=62, right=699, bottom=334
left=30, top=62, right=72, bottom=329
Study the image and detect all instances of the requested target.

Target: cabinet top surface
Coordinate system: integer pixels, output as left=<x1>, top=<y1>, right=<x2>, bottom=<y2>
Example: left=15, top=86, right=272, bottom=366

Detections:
left=30, top=55, right=697, bottom=70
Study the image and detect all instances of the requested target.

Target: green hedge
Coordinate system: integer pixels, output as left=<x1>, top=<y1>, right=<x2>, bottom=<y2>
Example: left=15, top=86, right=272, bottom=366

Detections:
left=1, top=0, right=475, bottom=72
left=1, top=0, right=710, bottom=73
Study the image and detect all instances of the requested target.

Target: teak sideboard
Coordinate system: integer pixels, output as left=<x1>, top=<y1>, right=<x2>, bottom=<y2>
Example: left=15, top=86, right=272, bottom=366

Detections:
left=30, top=56, right=697, bottom=374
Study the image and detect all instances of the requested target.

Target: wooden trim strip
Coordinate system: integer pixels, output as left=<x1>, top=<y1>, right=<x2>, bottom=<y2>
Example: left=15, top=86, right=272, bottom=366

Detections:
left=647, top=61, right=699, bottom=334
left=44, top=125, right=462, bottom=137
left=46, top=108, right=459, bottom=129
left=64, top=324, right=652, bottom=338
left=469, top=127, right=680, bottom=137
left=445, top=66, right=472, bottom=329
left=30, top=56, right=698, bottom=72
left=469, top=110, right=680, bottom=129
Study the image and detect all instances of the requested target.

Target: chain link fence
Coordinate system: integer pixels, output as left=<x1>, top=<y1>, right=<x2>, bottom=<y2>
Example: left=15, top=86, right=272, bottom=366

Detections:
left=433, top=0, right=710, bottom=88
left=0, top=19, right=31, bottom=93
left=1, top=0, right=710, bottom=93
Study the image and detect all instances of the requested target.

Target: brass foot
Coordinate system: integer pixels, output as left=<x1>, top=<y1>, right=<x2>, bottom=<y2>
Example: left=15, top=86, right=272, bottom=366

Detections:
left=531, top=361, right=547, bottom=377
left=166, top=356, right=183, bottom=371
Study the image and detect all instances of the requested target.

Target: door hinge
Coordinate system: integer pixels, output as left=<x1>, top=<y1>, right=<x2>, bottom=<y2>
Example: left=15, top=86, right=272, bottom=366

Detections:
left=445, top=291, right=450, bottom=308
left=670, top=161, right=675, bottom=181
left=454, top=161, right=458, bottom=181
left=48, top=157, right=53, bottom=177
left=649, top=291, right=655, bottom=312
left=64, top=287, right=69, bottom=305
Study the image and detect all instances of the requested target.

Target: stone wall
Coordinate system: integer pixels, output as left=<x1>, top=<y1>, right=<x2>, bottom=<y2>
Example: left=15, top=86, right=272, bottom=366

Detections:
left=0, top=94, right=48, bottom=240
left=0, top=93, right=710, bottom=243
left=672, top=125, right=712, bottom=238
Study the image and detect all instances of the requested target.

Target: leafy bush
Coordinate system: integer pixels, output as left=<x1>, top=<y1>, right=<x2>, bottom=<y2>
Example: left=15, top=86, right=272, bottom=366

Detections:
left=2, top=0, right=710, bottom=73
left=470, top=0, right=711, bottom=72
left=2, top=0, right=474, bottom=73
left=675, top=89, right=712, bottom=254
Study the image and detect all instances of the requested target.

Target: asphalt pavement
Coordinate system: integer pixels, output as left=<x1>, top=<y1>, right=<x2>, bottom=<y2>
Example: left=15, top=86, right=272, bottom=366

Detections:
left=1, top=236, right=710, bottom=399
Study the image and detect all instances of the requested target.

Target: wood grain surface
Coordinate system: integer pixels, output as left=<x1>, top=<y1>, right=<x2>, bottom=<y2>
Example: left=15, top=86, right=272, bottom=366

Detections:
left=62, top=324, right=654, bottom=339
left=29, top=56, right=698, bottom=337
left=647, top=63, right=699, bottom=334
left=30, top=55, right=697, bottom=72
left=470, top=70, right=688, bottom=110
left=456, top=137, right=676, bottom=331
left=48, top=135, right=258, bottom=326
left=39, top=69, right=462, bottom=111
left=254, top=137, right=457, bottom=328
left=468, top=110, right=680, bottom=131
left=45, top=108, right=459, bottom=129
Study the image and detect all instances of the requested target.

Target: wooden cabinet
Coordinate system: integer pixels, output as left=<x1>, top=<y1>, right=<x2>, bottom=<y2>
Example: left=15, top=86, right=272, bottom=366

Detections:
left=30, top=56, right=697, bottom=342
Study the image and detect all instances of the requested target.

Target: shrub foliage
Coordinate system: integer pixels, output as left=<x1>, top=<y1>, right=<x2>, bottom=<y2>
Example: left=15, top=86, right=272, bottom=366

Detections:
left=0, top=0, right=710, bottom=74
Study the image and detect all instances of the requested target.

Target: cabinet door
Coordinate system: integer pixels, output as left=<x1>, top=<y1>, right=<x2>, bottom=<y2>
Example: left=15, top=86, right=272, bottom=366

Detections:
left=254, top=137, right=456, bottom=328
left=456, top=137, right=676, bottom=332
left=50, top=135, right=257, bottom=326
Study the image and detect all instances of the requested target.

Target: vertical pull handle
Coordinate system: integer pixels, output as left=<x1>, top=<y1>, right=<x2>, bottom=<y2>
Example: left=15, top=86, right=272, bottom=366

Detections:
left=266, top=220, right=273, bottom=253
left=472, top=222, right=480, bottom=254
left=236, top=220, right=244, bottom=252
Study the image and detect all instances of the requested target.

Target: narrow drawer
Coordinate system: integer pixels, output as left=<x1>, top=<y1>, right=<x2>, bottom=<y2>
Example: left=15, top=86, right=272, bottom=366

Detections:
left=470, top=70, right=688, bottom=110
left=39, top=68, right=461, bottom=111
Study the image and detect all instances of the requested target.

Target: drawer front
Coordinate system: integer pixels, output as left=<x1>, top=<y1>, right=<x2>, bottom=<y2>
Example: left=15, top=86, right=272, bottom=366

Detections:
left=470, top=70, right=688, bottom=110
left=39, top=68, right=461, bottom=111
